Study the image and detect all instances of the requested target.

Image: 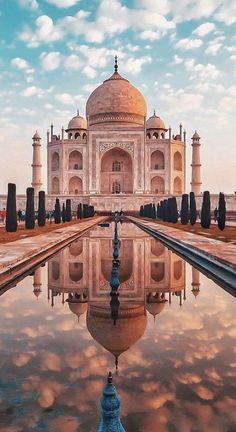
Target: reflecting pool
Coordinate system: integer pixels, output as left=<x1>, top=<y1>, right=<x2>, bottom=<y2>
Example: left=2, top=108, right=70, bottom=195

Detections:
left=0, top=222, right=236, bottom=432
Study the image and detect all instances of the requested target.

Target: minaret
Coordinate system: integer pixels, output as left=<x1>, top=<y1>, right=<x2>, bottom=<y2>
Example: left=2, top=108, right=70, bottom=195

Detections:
left=97, top=372, right=126, bottom=432
left=191, top=131, right=202, bottom=195
left=33, top=267, right=42, bottom=299
left=31, top=131, right=42, bottom=196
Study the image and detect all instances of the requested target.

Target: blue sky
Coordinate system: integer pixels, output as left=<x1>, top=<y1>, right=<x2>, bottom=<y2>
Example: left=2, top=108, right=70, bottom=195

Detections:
left=0, top=0, right=235, bottom=193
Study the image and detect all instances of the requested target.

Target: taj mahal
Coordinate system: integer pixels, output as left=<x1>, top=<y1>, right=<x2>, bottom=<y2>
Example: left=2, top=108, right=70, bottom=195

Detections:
left=30, top=56, right=202, bottom=212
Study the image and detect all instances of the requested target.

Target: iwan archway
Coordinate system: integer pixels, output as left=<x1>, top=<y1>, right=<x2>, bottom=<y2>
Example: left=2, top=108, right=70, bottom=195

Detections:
left=100, top=148, right=133, bottom=194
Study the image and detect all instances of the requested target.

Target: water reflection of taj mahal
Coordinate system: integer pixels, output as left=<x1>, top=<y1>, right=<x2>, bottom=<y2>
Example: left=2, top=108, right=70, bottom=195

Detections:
left=33, top=223, right=200, bottom=366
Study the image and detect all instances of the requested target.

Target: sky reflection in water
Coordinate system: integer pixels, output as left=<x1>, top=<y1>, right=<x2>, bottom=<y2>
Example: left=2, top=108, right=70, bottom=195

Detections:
left=0, top=222, right=236, bottom=432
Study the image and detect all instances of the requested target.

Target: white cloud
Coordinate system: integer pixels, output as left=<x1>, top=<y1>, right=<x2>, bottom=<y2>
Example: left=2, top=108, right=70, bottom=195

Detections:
left=176, top=38, right=203, bottom=50
left=193, top=22, right=216, bottom=37
left=83, top=65, right=97, bottom=79
left=215, top=0, right=236, bottom=25
left=21, top=86, right=43, bottom=97
left=173, top=54, right=183, bottom=64
left=19, top=15, right=63, bottom=47
left=64, top=54, right=82, bottom=70
left=19, top=0, right=175, bottom=48
left=46, top=0, right=80, bottom=7
left=40, top=52, right=62, bottom=71
left=185, top=59, right=220, bottom=81
left=120, top=56, right=152, bottom=75
left=19, top=0, right=38, bottom=10
left=11, top=57, right=29, bottom=70
left=140, top=30, right=161, bottom=41
left=205, top=42, right=222, bottom=55
left=55, top=93, right=74, bottom=105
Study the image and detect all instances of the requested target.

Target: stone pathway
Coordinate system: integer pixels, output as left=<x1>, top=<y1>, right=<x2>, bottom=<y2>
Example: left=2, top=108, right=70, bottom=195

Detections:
left=0, top=216, right=106, bottom=278
left=129, top=217, right=236, bottom=269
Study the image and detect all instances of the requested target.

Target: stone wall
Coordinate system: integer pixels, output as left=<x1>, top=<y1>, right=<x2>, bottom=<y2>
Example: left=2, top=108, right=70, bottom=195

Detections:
left=0, top=193, right=236, bottom=213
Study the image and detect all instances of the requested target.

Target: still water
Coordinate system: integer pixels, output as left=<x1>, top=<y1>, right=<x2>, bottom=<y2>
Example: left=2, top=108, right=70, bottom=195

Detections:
left=0, top=222, right=236, bottom=432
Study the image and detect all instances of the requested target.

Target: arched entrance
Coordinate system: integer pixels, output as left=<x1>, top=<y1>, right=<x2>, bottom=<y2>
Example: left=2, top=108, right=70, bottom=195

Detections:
left=52, top=177, right=59, bottom=194
left=173, top=176, right=182, bottom=194
left=69, top=176, right=82, bottom=194
left=100, top=148, right=133, bottom=194
left=174, top=151, right=182, bottom=171
left=151, top=176, right=164, bottom=193
left=151, top=150, right=164, bottom=170
left=69, top=151, right=82, bottom=170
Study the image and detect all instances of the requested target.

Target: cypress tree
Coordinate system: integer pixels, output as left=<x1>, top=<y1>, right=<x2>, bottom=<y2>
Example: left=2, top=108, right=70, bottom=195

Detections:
left=77, top=204, right=80, bottom=219
left=218, top=192, right=226, bottom=231
left=180, top=194, right=189, bottom=225
left=54, top=198, right=61, bottom=224
left=139, top=205, right=144, bottom=217
left=201, top=191, right=211, bottom=228
left=167, top=198, right=172, bottom=222
left=157, top=203, right=160, bottom=219
left=152, top=203, right=156, bottom=219
left=25, top=187, right=35, bottom=229
left=66, top=199, right=72, bottom=221
left=189, top=192, right=197, bottom=226
left=38, top=191, right=46, bottom=227
left=6, top=183, right=17, bottom=232
left=163, top=200, right=168, bottom=222
left=159, top=201, right=163, bottom=220
left=62, top=203, right=66, bottom=222
left=171, top=197, right=178, bottom=223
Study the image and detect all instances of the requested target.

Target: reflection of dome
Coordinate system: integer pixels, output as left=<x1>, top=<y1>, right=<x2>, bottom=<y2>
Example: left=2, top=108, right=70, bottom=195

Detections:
left=87, top=304, right=147, bottom=360
left=146, top=113, right=166, bottom=130
left=67, top=112, right=87, bottom=131
left=192, top=288, right=200, bottom=297
left=67, top=300, right=88, bottom=321
left=86, top=65, right=147, bottom=127
left=146, top=301, right=166, bottom=317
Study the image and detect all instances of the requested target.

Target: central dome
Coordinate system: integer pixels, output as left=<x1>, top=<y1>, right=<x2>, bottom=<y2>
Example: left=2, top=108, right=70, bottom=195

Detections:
left=86, top=65, right=147, bottom=128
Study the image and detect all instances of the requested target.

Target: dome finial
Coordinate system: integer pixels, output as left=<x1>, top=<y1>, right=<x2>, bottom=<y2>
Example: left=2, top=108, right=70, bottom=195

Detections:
left=114, top=55, right=118, bottom=73
left=107, top=371, right=113, bottom=383
left=154, top=109, right=156, bottom=116
left=77, top=109, right=79, bottom=116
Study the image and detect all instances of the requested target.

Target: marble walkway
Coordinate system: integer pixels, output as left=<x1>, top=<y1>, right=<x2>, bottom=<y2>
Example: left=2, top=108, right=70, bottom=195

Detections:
left=0, top=216, right=106, bottom=280
left=129, top=217, right=236, bottom=269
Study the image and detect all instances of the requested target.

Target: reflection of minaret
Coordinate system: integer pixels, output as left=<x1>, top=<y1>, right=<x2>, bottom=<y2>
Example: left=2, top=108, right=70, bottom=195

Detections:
left=191, top=267, right=201, bottom=298
left=31, top=131, right=42, bottom=196
left=33, top=267, right=42, bottom=299
left=97, top=372, right=126, bottom=432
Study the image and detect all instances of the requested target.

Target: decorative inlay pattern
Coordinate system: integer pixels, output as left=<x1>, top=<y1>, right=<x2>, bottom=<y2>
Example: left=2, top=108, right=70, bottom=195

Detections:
left=98, top=141, right=134, bottom=155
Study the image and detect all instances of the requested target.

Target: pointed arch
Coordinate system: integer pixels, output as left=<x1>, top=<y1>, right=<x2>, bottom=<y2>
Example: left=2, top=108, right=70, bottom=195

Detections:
left=173, top=176, right=182, bottom=194
left=69, top=176, right=82, bottom=194
left=52, top=177, right=59, bottom=194
left=174, top=151, right=182, bottom=171
left=151, top=176, right=164, bottom=193
left=52, top=152, right=59, bottom=171
left=69, top=150, right=82, bottom=170
left=151, top=150, right=164, bottom=170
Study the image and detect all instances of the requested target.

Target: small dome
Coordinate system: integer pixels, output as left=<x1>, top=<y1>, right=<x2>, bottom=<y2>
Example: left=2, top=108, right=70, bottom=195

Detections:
left=68, top=300, right=88, bottom=318
left=33, top=130, right=41, bottom=139
left=146, top=112, right=166, bottom=130
left=86, top=61, right=147, bottom=127
left=146, top=301, right=166, bottom=317
left=192, top=131, right=200, bottom=139
left=67, top=112, right=87, bottom=131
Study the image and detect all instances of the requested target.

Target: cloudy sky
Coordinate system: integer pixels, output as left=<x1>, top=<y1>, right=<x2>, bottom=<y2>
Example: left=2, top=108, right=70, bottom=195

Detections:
left=0, top=0, right=235, bottom=194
